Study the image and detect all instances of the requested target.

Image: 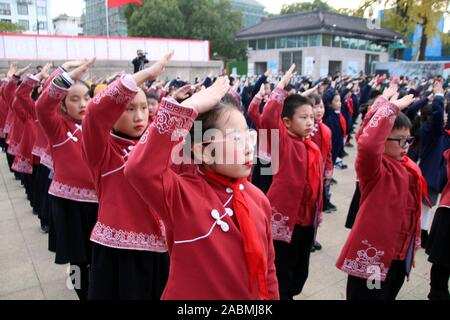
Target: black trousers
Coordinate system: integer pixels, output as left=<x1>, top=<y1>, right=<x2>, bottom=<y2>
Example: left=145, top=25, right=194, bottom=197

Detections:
left=429, top=263, right=450, bottom=300
left=346, top=260, right=406, bottom=300
left=274, top=225, right=315, bottom=300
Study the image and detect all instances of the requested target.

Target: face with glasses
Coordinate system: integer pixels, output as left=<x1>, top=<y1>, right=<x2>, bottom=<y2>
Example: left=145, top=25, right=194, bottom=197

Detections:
left=192, top=108, right=256, bottom=179
left=384, top=128, right=413, bottom=160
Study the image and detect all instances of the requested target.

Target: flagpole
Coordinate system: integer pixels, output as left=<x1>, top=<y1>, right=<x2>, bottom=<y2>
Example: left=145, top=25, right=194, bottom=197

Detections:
left=105, top=0, right=110, bottom=37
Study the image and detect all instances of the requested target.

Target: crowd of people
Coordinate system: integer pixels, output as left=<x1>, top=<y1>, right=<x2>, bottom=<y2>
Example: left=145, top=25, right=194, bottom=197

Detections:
left=0, top=52, right=449, bottom=301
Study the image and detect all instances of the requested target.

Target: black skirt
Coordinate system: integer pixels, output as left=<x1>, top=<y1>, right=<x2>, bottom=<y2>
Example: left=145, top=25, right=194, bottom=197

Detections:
left=251, top=157, right=273, bottom=194
left=345, top=182, right=361, bottom=229
left=426, top=206, right=450, bottom=267
left=35, top=165, right=52, bottom=226
left=50, top=195, right=98, bottom=265
left=88, top=243, right=170, bottom=300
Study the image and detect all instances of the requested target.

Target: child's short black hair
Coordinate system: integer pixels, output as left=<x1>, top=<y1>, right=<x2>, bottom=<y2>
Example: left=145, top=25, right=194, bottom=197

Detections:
left=281, top=94, right=312, bottom=119
left=393, top=112, right=412, bottom=131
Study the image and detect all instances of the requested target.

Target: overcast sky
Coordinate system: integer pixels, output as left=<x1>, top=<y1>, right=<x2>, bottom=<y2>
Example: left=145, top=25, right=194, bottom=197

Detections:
left=52, top=0, right=449, bottom=32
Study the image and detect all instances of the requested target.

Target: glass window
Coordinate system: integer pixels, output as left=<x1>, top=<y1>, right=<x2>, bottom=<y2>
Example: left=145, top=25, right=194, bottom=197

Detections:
left=309, top=34, right=320, bottom=47
left=341, top=37, right=350, bottom=49
left=287, top=36, right=297, bottom=48
left=349, top=38, right=358, bottom=50
left=281, top=51, right=303, bottom=74
left=17, top=3, right=28, bottom=15
left=37, top=6, right=47, bottom=16
left=248, top=40, right=256, bottom=50
left=37, top=21, right=47, bottom=31
left=18, top=19, right=29, bottom=30
left=0, top=3, right=11, bottom=15
left=298, top=35, right=308, bottom=47
left=322, top=34, right=332, bottom=47
left=257, top=39, right=266, bottom=50
left=332, top=36, right=341, bottom=48
left=358, top=39, right=367, bottom=51
left=276, top=37, right=287, bottom=49
left=266, top=38, right=275, bottom=49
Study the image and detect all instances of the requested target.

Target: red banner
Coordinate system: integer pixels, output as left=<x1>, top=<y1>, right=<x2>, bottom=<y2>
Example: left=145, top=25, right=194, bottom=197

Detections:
left=107, top=0, right=143, bottom=8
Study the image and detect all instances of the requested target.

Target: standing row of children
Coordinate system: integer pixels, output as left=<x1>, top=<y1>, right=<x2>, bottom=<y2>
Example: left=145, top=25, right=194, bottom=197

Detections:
left=0, top=55, right=448, bottom=300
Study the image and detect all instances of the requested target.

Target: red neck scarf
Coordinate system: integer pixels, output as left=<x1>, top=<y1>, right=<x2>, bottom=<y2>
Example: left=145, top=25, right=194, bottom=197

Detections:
left=401, top=156, right=432, bottom=209
left=199, top=167, right=270, bottom=300
left=446, top=129, right=450, bottom=136
left=346, top=97, right=354, bottom=116
left=339, top=112, right=347, bottom=137
left=304, top=138, right=322, bottom=202
left=318, top=122, right=331, bottom=158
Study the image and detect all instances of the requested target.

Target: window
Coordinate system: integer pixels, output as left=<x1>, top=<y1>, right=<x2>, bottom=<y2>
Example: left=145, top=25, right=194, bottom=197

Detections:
left=37, top=6, right=47, bottom=16
left=309, top=34, right=320, bottom=47
left=257, top=39, right=266, bottom=50
left=341, top=37, right=350, bottom=49
left=1, top=18, right=11, bottom=23
left=266, top=38, right=275, bottom=49
left=248, top=40, right=256, bottom=50
left=17, top=3, right=28, bottom=15
left=332, top=36, right=341, bottom=48
left=18, top=19, right=29, bottom=30
left=37, top=21, right=47, bottom=31
left=349, top=38, right=358, bottom=50
left=0, top=3, right=11, bottom=15
left=280, top=51, right=302, bottom=74
left=276, top=37, right=287, bottom=49
left=287, top=36, right=297, bottom=48
left=322, top=34, right=332, bottom=47
left=298, top=35, right=308, bottom=47
left=358, top=39, right=367, bottom=51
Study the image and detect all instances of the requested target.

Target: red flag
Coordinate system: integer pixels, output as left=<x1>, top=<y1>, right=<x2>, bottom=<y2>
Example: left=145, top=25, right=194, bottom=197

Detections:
left=107, top=0, right=143, bottom=8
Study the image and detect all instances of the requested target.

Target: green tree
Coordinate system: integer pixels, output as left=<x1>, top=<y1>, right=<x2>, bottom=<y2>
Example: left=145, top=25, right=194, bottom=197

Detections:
left=126, top=0, right=246, bottom=61
left=0, top=21, right=24, bottom=33
left=280, top=0, right=334, bottom=14
left=357, top=0, right=450, bottom=61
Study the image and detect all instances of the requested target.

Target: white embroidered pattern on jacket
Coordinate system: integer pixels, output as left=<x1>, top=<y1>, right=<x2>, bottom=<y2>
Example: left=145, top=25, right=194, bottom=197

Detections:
left=32, top=146, right=45, bottom=157
left=271, top=90, right=287, bottom=105
left=12, top=156, right=32, bottom=174
left=47, top=84, right=67, bottom=101
left=92, top=80, right=135, bottom=106
left=271, top=208, right=292, bottom=243
left=0, top=129, right=5, bottom=138
left=341, top=240, right=389, bottom=280
left=151, top=99, right=196, bottom=139
left=40, top=152, right=53, bottom=169
left=49, top=180, right=98, bottom=202
left=174, top=182, right=237, bottom=245
left=7, top=142, right=19, bottom=155
left=53, top=124, right=82, bottom=148
left=23, top=76, right=39, bottom=88
left=3, top=123, right=11, bottom=134
left=361, top=104, right=396, bottom=138
left=90, top=222, right=168, bottom=252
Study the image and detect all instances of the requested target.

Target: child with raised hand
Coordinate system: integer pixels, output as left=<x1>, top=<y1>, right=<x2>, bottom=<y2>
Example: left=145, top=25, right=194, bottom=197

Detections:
left=260, top=64, right=323, bottom=300
left=35, top=58, right=98, bottom=300
left=81, top=53, right=174, bottom=300
left=336, top=91, right=432, bottom=300
left=124, top=75, right=279, bottom=300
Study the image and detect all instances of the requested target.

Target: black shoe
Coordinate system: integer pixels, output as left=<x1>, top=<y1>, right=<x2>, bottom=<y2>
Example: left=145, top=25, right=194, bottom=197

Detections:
left=331, top=178, right=337, bottom=185
left=314, top=241, right=322, bottom=251
left=345, top=141, right=354, bottom=148
left=334, top=161, right=348, bottom=170
left=342, top=150, right=349, bottom=157
left=421, top=229, right=429, bottom=249
left=310, top=245, right=316, bottom=252
left=325, top=203, right=337, bottom=213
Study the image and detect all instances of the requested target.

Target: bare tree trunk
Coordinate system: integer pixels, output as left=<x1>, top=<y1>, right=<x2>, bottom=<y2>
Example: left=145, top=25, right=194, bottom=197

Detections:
left=418, top=19, right=429, bottom=61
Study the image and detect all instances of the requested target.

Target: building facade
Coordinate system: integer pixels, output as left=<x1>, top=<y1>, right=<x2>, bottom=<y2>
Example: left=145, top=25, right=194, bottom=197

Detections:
left=230, top=0, right=267, bottom=29
left=84, top=0, right=127, bottom=36
left=53, top=14, right=83, bottom=36
left=236, top=10, right=402, bottom=78
left=0, top=0, right=53, bottom=34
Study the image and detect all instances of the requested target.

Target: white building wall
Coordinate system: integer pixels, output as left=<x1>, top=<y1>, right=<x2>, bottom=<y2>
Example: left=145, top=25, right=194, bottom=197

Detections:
left=248, top=47, right=389, bottom=78
left=0, top=0, right=53, bottom=34
left=53, top=17, right=83, bottom=35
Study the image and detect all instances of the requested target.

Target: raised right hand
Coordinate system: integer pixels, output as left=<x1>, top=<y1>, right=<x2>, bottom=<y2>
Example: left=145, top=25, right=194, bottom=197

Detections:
left=181, top=76, right=230, bottom=114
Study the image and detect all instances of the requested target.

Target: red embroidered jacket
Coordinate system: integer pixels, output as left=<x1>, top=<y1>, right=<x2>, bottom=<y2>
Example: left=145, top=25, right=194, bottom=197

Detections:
left=36, top=77, right=97, bottom=203
left=82, top=75, right=167, bottom=252
left=0, top=81, right=8, bottom=137
left=124, top=98, right=279, bottom=300
left=311, top=121, right=333, bottom=180
left=336, top=98, right=423, bottom=281
left=4, top=77, right=22, bottom=156
left=260, top=88, right=323, bottom=243
left=11, top=75, right=39, bottom=174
